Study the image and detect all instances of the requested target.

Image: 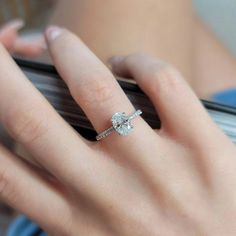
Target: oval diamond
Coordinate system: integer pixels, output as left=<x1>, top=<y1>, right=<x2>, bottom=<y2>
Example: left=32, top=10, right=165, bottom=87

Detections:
left=111, top=112, right=133, bottom=136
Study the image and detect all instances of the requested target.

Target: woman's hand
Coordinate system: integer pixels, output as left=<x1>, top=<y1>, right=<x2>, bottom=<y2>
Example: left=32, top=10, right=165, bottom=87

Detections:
left=0, top=26, right=236, bottom=236
left=0, top=19, right=44, bottom=57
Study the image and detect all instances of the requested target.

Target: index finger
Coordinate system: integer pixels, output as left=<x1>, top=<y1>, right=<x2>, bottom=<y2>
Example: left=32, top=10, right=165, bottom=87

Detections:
left=0, top=44, right=93, bottom=181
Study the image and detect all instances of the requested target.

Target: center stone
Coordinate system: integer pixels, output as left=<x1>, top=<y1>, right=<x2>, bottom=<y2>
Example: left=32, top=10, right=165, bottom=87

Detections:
left=111, top=112, right=133, bottom=136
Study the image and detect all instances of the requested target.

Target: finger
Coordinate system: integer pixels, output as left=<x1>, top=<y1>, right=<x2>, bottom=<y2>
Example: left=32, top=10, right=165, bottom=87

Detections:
left=0, top=43, right=134, bottom=208
left=0, top=144, right=70, bottom=235
left=0, top=43, right=95, bottom=183
left=13, top=33, right=46, bottom=57
left=109, top=54, right=226, bottom=144
left=110, top=54, right=236, bottom=188
left=1, top=145, right=115, bottom=236
left=44, top=28, right=163, bottom=209
left=0, top=19, right=24, bottom=49
left=45, top=26, right=156, bottom=151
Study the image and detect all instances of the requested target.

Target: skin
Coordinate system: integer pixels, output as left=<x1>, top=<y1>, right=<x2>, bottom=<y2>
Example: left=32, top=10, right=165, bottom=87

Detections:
left=0, top=19, right=45, bottom=158
left=194, top=18, right=236, bottom=98
left=51, top=0, right=236, bottom=98
left=3, top=2, right=236, bottom=98
left=0, top=19, right=44, bottom=57
left=50, top=0, right=193, bottom=81
left=0, top=26, right=236, bottom=235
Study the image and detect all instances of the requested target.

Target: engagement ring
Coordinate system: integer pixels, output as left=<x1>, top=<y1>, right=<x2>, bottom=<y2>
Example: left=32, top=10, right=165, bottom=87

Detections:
left=96, top=110, right=142, bottom=141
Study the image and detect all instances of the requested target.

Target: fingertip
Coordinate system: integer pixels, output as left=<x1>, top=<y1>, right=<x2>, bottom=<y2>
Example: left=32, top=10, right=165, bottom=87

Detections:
left=6, top=19, right=25, bottom=31
left=45, top=25, right=64, bottom=43
left=108, top=55, right=125, bottom=66
left=108, top=56, right=127, bottom=76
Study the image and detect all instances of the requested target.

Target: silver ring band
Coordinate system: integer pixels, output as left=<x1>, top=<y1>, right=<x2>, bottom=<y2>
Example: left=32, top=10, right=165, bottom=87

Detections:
left=96, top=109, right=142, bottom=141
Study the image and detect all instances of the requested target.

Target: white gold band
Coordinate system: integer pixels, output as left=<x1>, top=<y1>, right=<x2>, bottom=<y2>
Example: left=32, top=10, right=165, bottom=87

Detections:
left=96, top=110, right=142, bottom=141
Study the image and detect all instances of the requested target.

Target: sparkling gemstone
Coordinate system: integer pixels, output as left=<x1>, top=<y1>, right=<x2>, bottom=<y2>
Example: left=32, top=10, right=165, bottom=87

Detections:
left=111, top=112, right=133, bottom=136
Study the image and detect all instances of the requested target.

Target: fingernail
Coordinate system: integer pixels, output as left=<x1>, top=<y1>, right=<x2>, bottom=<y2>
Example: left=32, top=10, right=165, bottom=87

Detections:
left=45, top=25, right=63, bottom=41
left=5, top=18, right=25, bottom=31
left=108, top=55, right=125, bottom=65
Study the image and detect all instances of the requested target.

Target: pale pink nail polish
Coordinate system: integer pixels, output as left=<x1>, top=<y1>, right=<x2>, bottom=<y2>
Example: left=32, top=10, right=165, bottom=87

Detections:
left=109, top=56, right=125, bottom=65
left=45, top=26, right=63, bottom=41
left=6, top=19, right=25, bottom=31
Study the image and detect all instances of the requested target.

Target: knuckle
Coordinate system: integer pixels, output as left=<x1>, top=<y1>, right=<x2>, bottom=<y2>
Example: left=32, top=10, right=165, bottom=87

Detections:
left=72, top=71, right=114, bottom=107
left=148, top=63, right=184, bottom=95
left=4, top=104, right=49, bottom=144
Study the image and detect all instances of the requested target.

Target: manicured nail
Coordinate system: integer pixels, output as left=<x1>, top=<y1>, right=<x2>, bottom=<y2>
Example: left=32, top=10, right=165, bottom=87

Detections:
left=5, top=19, right=25, bottom=31
left=108, top=55, right=125, bottom=65
left=45, top=25, right=63, bottom=41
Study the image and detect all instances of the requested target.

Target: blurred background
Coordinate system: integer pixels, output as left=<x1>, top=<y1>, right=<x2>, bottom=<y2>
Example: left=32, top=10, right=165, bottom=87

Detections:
left=0, top=1, right=53, bottom=30
left=0, top=0, right=236, bottom=235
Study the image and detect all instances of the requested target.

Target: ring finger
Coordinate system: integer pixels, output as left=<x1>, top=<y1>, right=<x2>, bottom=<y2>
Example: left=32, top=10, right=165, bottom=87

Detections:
left=45, top=26, right=156, bottom=153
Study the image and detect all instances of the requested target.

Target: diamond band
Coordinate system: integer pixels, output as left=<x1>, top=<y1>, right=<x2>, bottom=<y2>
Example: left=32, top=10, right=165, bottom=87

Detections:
left=96, top=110, right=142, bottom=141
